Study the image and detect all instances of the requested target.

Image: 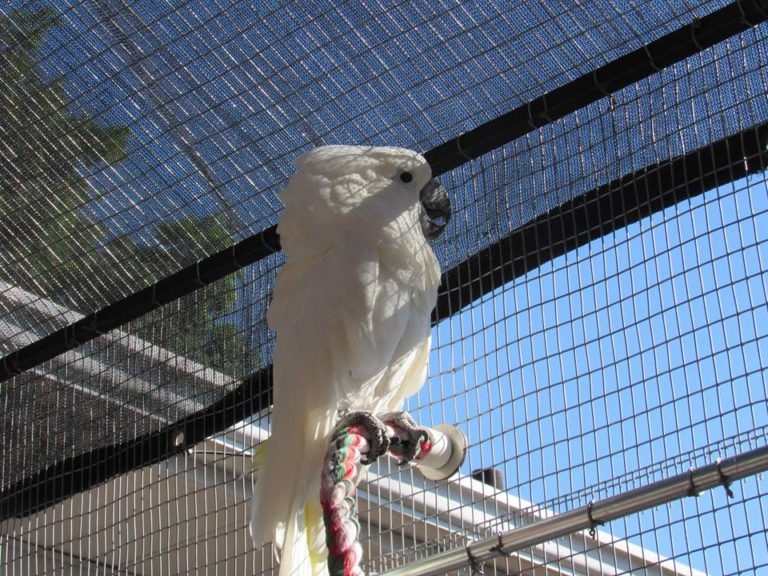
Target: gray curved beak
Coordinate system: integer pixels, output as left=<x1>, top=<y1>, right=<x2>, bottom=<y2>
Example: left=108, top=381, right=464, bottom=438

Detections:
left=419, top=178, right=451, bottom=240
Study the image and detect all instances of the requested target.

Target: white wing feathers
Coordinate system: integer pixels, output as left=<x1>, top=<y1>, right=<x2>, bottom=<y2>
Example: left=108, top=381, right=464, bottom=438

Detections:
left=250, top=146, right=442, bottom=576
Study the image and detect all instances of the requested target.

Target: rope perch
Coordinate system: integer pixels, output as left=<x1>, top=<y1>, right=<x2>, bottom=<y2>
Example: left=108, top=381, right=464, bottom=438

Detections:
left=320, top=411, right=455, bottom=576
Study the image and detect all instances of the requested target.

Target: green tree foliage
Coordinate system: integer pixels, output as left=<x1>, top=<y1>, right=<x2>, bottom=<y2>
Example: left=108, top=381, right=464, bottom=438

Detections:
left=0, top=9, right=128, bottom=297
left=0, top=10, right=253, bottom=375
left=106, top=216, right=258, bottom=375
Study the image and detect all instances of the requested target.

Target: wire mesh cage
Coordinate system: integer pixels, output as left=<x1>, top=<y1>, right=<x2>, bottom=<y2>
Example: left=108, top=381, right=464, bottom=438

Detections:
left=1, top=0, right=768, bottom=574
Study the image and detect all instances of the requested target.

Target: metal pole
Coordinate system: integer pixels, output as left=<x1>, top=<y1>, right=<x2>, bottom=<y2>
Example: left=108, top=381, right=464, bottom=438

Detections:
left=378, top=445, right=768, bottom=576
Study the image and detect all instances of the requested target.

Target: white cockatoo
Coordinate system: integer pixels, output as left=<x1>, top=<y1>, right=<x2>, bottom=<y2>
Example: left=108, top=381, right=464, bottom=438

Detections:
left=250, top=145, right=450, bottom=575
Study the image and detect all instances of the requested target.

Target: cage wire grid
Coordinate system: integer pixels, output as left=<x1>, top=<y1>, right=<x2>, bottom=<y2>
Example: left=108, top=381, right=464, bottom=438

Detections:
left=0, top=0, right=741, bottom=338
left=1, top=0, right=768, bottom=574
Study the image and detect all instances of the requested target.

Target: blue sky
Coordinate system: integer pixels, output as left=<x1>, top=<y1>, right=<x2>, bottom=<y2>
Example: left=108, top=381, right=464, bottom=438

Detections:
left=11, top=0, right=762, bottom=257
left=408, top=171, right=768, bottom=572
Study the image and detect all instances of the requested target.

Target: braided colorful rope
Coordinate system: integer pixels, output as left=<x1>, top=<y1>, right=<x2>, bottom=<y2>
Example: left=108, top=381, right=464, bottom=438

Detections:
left=320, top=412, right=432, bottom=576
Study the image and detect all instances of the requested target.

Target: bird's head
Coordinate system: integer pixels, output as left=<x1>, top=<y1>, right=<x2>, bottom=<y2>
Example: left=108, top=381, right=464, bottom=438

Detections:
left=292, top=145, right=451, bottom=241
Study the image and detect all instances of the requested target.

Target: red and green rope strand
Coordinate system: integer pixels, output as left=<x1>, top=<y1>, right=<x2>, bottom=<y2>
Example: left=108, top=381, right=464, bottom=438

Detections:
left=320, top=413, right=433, bottom=576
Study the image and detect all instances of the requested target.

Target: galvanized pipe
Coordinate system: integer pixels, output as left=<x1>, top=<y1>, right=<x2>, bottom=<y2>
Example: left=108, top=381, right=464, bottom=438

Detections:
left=378, top=445, right=768, bottom=576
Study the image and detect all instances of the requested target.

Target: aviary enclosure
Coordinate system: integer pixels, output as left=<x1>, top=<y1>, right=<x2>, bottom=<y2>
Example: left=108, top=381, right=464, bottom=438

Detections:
left=2, top=1, right=768, bottom=574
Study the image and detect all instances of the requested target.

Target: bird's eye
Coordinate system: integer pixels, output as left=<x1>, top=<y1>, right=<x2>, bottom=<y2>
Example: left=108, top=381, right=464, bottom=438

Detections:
left=399, top=171, right=413, bottom=183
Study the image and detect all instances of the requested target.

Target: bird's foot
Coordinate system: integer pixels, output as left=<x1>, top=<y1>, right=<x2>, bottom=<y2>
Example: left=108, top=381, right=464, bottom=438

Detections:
left=334, top=411, right=391, bottom=465
left=380, top=411, right=432, bottom=466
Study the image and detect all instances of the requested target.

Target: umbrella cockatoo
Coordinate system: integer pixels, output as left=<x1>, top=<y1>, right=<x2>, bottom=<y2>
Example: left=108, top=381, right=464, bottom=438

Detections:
left=250, top=145, right=450, bottom=575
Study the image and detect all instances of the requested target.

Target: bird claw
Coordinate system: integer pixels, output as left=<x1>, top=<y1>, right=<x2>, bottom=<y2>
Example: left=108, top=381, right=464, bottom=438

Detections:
left=334, top=411, right=391, bottom=464
left=333, top=410, right=431, bottom=466
left=380, top=411, right=431, bottom=465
